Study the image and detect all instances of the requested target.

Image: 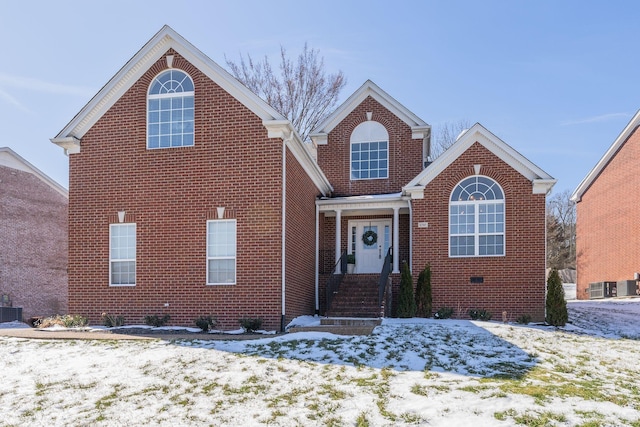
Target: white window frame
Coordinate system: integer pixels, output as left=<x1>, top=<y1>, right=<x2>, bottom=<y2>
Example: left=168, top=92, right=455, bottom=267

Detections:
left=109, top=223, right=136, bottom=286
left=147, top=69, right=195, bottom=149
left=207, top=219, right=237, bottom=285
left=350, top=121, right=389, bottom=181
left=449, top=176, right=505, bottom=258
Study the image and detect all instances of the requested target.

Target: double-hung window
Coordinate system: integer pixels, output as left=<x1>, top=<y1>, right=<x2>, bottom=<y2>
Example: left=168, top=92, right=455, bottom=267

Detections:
left=350, top=121, right=389, bottom=180
left=147, top=69, right=194, bottom=149
left=449, top=176, right=505, bottom=257
left=110, top=223, right=136, bottom=286
left=207, top=220, right=236, bottom=285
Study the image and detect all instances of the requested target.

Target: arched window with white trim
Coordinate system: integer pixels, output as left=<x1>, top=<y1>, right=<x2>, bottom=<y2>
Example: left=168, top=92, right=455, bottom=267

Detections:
left=449, top=176, right=505, bottom=257
left=350, top=121, right=389, bottom=180
left=147, top=69, right=194, bottom=149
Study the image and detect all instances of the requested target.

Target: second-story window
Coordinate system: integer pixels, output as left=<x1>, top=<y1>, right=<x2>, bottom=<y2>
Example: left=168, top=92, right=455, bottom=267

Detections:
left=350, top=121, right=389, bottom=180
left=147, top=69, right=194, bottom=149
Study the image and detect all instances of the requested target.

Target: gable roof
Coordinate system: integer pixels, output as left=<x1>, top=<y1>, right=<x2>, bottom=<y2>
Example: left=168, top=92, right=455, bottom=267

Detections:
left=571, top=110, right=640, bottom=202
left=308, top=80, right=430, bottom=145
left=0, top=147, right=68, bottom=198
left=403, top=123, right=555, bottom=198
left=50, top=25, right=331, bottom=195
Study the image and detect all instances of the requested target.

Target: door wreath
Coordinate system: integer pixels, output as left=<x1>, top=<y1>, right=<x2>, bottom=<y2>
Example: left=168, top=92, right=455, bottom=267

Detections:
left=362, top=230, right=378, bottom=246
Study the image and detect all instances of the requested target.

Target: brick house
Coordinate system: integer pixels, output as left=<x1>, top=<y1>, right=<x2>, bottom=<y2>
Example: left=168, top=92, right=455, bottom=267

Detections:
left=52, top=26, right=555, bottom=330
left=571, top=111, right=640, bottom=299
left=0, top=147, right=68, bottom=321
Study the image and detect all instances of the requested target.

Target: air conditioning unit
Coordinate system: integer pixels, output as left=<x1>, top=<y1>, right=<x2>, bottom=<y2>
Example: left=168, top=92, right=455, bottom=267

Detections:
left=617, top=280, right=638, bottom=297
left=589, top=282, right=604, bottom=299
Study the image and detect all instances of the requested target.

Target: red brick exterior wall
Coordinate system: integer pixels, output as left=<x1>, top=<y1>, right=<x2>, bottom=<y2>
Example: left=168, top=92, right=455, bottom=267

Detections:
left=575, top=127, right=640, bottom=299
left=68, top=51, right=290, bottom=330
left=412, top=143, right=547, bottom=321
left=317, top=96, right=423, bottom=197
left=0, top=166, right=68, bottom=320
left=285, top=148, right=322, bottom=324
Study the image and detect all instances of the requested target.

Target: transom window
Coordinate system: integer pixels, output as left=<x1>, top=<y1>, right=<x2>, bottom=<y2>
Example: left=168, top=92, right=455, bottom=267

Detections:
left=207, top=220, right=236, bottom=285
left=110, top=223, right=136, bottom=286
left=147, top=69, right=194, bottom=149
left=449, top=176, right=505, bottom=257
left=350, top=121, right=389, bottom=180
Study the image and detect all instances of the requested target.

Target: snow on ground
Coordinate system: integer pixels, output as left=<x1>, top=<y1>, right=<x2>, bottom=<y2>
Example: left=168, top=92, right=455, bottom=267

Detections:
left=0, top=299, right=639, bottom=426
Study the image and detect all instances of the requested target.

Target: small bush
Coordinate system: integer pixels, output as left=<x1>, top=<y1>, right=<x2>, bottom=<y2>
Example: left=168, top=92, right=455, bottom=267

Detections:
left=144, top=314, right=171, bottom=327
left=397, top=262, right=416, bottom=318
left=516, top=314, right=532, bottom=325
left=434, top=307, right=454, bottom=319
left=415, top=264, right=432, bottom=318
left=101, top=313, right=125, bottom=328
left=468, top=309, right=492, bottom=321
left=546, top=268, right=568, bottom=326
left=194, top=315, right=218, bottom=332
left=239, top=317, right=263, bottom=333
left=37, top=314, right=88, bottom=329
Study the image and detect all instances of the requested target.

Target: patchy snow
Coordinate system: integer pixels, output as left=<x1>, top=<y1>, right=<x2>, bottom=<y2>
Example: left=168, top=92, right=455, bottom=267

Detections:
left=0, top=299, right=639, bottom=426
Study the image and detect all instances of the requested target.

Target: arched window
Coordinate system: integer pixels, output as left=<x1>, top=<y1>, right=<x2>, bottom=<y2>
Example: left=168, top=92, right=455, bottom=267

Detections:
left=350, top=121, right=389, bottom=180
left=147, top=69, right=194, bottom=149
left=449, top=176, right=505, bottom=257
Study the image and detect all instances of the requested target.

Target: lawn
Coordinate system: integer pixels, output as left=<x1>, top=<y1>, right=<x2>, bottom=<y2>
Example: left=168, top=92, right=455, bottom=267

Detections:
left=0, top=299, right=639, bottom=426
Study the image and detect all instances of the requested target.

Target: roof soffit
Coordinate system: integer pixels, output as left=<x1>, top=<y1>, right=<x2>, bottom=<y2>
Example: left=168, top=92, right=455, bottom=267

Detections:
left=404, top=123, right=555, bottom=195
left=309, top=80, right=430, bottom=144
left=53, top=25, right=284, bottom=142
left=571, top=110, right=640, bottom=202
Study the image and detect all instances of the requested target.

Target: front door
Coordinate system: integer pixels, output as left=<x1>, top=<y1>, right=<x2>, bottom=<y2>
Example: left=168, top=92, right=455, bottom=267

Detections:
left=348, top=220, right=391, bottom=274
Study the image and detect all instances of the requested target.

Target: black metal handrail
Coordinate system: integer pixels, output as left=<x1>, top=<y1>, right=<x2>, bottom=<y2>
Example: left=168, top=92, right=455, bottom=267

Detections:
left=378, top=248, right=393, bottom=307
left=325, top=250, right=347, bottom=315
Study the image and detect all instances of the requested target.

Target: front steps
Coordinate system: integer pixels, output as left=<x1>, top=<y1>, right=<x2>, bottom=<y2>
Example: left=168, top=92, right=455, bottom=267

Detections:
left=326, top=274, right=381, bottom=318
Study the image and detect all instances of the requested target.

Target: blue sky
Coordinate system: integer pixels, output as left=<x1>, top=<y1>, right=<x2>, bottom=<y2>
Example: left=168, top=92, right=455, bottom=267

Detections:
left=1, top=1, right=639, bottom=194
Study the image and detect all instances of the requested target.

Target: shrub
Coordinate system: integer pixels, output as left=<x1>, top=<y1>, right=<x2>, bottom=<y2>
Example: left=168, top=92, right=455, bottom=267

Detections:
left=397, top=262, right=416, bottom=318
left=36, top=314, right=88, bottom=329
left=434, top=307, right=454, bottom=319
left=415, top=264, right=432, bottom=318
left=468, top=309, right=492, bottom=321
left=546, top=268, right=568, bottom=326
left=239, top=317, right=263, bottom=333
left=101, top=313, right=125, bottom=328
left=195, top=315, right=218, bottom=332
left=516, top=314, right=532, bottom=325
left=144, top=314, right=171, bottom=327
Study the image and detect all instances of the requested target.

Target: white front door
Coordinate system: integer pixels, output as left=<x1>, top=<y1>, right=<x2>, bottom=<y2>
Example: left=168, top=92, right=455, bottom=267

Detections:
left=348, top=220, right=391, bottom=274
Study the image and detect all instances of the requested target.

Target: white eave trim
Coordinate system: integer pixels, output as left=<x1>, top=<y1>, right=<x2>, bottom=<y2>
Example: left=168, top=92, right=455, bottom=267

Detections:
left=404, top=123, right=555, bottom=197
left=50, top=136, right=81, bottom=155
left=53, top=25, right=284, bottom=144
left=310, top=80, right=429, bottom=137
left=571, top=109, right=640, bottom=202
left=263, top=120, right=332, bottom=196
left=316, top=192, right=409, bottom=212
left=0, top=147, right=68, bottom=198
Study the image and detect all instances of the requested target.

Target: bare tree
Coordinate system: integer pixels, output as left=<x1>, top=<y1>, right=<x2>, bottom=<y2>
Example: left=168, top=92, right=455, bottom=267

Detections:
left=226, top=44, right=346, bottom=141
left=546, top=189, right=576, bottom=270
left=431, top=119, right=471, bottom=159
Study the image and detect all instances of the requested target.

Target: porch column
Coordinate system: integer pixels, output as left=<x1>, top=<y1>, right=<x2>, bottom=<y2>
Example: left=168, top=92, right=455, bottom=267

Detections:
left=335, top=209, right=342, bottom=274
left=393, top=207, right=400, bottom=273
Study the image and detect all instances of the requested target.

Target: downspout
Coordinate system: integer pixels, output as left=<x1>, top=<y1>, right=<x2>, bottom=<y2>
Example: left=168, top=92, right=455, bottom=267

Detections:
left=408, top=199, right=413, bottom=270
left=281, top=139, right=287, bottom=332
left=315, top=202, right=320, bottom=315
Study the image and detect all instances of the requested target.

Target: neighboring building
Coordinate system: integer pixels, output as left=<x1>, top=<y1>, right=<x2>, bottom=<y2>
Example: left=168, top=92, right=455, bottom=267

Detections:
left=0, top=147, right=68, bottom=321
left=571, top=111, right=640, bottom=299
left=52, top=26, right=555, bottom=330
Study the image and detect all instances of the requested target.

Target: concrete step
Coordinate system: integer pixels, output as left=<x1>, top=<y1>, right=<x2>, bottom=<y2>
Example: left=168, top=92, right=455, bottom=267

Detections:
left=287, top=324, right=377, bottom=336
left=321, top=317, right=381, bottom=326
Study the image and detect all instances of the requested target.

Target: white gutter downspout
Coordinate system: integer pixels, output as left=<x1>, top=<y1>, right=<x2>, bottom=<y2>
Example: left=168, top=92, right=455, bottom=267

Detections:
left=281, top=139, right=287, bottom=332
left=315, top=203, right=320, bottom=315
left=408, top=199, right=413, bottom=270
